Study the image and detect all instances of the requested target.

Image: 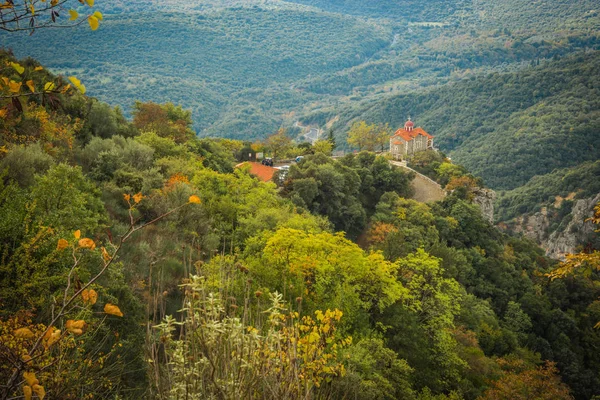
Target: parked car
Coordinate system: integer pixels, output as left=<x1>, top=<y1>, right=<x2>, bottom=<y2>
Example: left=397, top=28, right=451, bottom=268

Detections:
left=295, top=156, right=304, bottom=163
left=262, top=158, right=273, bottom=166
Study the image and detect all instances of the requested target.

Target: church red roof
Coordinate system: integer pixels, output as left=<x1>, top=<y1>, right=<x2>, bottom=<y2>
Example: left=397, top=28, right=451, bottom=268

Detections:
left=392, top=127, right=433, bottom=142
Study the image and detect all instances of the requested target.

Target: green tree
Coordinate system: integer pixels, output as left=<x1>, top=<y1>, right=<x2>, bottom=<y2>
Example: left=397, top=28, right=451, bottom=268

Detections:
left=347, top=121, right=376, bottom=151
left=265, top=128, right=293, bottom=159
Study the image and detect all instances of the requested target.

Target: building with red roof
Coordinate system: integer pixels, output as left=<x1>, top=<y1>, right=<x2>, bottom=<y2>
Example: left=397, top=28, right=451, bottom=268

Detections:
left=389, top=118, right=434, bottom=160
left=235, top=162, right=277, bottom=182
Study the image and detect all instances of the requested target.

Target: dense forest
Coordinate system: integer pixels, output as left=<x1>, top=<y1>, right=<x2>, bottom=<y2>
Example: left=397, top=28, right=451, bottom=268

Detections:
left=2, top=0, right=598, bottom=139
left=328, top=51, right=600, bottom=192
left=1, top=49, right=600, bottom=399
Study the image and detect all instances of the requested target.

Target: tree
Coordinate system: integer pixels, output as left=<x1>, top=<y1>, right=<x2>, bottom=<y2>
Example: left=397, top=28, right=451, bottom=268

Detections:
left=265, top=127, right=292, bottom=159
left=374, top=123, right=392, bottom=152
left=480, top=359, right=573, bottom=400
left=347, top=121, right=376, bottom=151
left=328, top=128, right=336, bottom=150
left=0, top=0, right=103, bottom=33
left=313, top=139, right=333, bottom=155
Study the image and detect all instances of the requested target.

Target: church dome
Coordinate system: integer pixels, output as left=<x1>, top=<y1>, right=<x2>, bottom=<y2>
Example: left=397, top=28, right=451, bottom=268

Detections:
left=404, top=119, right=414, bottom=131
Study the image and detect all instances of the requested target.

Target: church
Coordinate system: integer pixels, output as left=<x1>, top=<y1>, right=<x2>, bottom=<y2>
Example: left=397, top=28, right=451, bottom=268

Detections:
left=389, top=118, right=434, bottom=160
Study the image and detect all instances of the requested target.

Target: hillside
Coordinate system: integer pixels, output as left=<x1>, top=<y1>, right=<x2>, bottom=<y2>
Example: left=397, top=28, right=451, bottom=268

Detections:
left=1, top=0, right=598, bottom=139
left=327, top=51, right=600, bottom=191
left=2, top=50, right=600, bottom=399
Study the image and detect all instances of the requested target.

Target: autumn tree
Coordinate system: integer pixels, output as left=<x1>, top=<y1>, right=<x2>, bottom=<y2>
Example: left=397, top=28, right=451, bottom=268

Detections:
left=480, top=359, right=573, bottom=400
left=132, top=101, right=195, bottom=144
left=265, top=127, right=292, bottom=159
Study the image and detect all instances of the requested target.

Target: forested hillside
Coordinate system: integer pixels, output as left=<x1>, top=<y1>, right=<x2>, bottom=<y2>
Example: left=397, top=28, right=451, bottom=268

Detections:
left=1, top=50, right=600, bottom=400
left=328, top=51, right=600, bottom=191
left=2, top=0, right=598, bottom=139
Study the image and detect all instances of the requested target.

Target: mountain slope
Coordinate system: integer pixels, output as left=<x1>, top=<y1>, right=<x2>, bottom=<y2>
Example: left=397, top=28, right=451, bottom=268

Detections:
left=328, top=51, right=600, bottom=190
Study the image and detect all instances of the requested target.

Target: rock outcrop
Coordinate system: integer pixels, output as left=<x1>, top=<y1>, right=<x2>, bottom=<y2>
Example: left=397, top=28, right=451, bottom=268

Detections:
left=473, top=188, right=496, bottom=223
left=504, top=193, right=600, bottom=260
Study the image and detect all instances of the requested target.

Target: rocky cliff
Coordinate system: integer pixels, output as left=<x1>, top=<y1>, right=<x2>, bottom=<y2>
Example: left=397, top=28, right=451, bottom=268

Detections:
left=473, top=188, right=496, bottom=223
left=503, top=193, right=600, bottom=259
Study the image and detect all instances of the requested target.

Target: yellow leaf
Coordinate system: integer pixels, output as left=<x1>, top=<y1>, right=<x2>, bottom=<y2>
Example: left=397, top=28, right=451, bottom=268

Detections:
left=10, top=62, right=24, bottom=74
left=82, top=289, right=98, bottom=304
left=104, top=303, right=123, bottom=317
left=0, top=2, right=15, bottom=9
left=188, top=195, right=201, bottom=204
left=26, top=80, right=35, bottom=93
left=34, top=66, right=43, bottom=71
left=43, top=82, right=55, bottom=92
left=93, top=11, right=103, bottom=20
left=88, top=289, right=98, bottom=304
left=133, top=192, right=143, bottom=204
left=68, top=76, right=86, bottom=94
left=22, top=354, right=33, bottom=364
left=85, top=0, right=94, bottom=5
left=14, top=328, right=34, bottom=339
left=66, top=320, right=86, bottom=335
left=88, top=15, right=99, bottom=30
left=73, top=230, right=81, bottom=239
left=32, top=384, right=45, bottom=400
left=1, top=77, right=8, bottom=86
left=45, top=329, right=61, bottom=349
left=8, top=80, right=21, bottom=93
left=101, top=247, right=111, bottom=262
left=123, top=194, right=131, bottom=202
left=0, top=109, right=7, bottom=118
left=78, top=238, right=96, bottom=250
left=56, top=238, right=69, bottom=251
left=23, top=372, right=37, bottom=387
left=51, top=0, right=58, bottom=5
left=23, top=385, right=32, bottom=400
left=69, top=9, right=78, bottom=20
left=29, top=4, right=34, bottom=15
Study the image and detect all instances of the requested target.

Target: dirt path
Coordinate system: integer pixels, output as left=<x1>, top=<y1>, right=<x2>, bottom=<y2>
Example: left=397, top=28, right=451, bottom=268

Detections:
left=390, top=161, right=446, bottom=203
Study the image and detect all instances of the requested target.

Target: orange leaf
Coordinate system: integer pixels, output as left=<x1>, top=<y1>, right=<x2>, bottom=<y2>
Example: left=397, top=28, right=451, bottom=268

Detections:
left=23, top=371, right=37, bottom=386
left=104, top=303, right=123, bottom=317
left=56, top=238, right=69, bottom=251
left=78, top=238, right=96, bottom=250
left=26, top=80, right=35, bottom=93
left=34, top=66, right=43, bottom=71
left=8, top=80, right=21, bottom=93
left=88, top=289, right=98, bottom=304
left=123, top=194, right=131, bottom=202
left=66, top=320, right=86, bottom=335
left=32, top=384, right=45, bottom=400
left=45, top=329, right=61, bottom=349
left=23, top=385, right=32, bottom=400
left=133, top=192, right=143, bottom=204
left=188, top=195, right=201, bottom=204
left=74, top=230, right=81, bottom=239
left=14, top=328, right=34, bottom=339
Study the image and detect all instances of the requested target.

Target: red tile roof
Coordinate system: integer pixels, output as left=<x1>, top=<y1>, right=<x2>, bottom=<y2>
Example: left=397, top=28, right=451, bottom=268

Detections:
left=392, top=127, right=433, bottom=142
left=235, top=162, right=277, bottom=182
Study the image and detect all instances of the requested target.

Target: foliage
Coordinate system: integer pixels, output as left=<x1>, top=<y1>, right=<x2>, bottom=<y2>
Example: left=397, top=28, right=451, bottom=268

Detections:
left=280, top=152, right=413, bottom=236
left=153, top=276, right=350, bottom=399
left=480, top=358, right=573, bottom=400
left=265, top=128, right=293, bottom=159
